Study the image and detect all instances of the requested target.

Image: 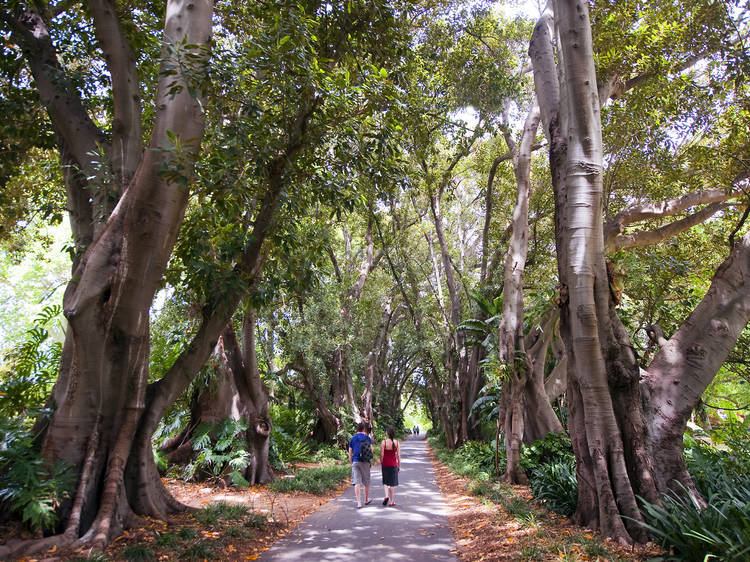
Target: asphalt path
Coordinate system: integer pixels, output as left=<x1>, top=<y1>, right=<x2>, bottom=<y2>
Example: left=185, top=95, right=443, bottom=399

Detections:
left=260, top=434, right=459, bottom=561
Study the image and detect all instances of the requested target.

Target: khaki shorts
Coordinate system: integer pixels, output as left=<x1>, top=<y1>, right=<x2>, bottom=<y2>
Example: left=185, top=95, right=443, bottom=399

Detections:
left=351, top=461, right=371, bottom=486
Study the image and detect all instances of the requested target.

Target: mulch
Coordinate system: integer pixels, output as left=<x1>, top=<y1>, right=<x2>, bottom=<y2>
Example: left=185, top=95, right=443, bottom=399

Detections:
left=427, top=446, right=665, bottom=561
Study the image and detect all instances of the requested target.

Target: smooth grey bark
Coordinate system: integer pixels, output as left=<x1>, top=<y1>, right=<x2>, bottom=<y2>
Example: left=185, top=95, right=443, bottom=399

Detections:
left=538, top=1, right=649, bottom=542
left=529, top=1, right=750, bottom=544
left=496, top=103, right=541, bottom=483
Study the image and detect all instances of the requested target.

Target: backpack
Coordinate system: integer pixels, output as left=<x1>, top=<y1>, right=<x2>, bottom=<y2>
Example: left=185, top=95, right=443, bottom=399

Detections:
left=358, top=438, right=373, bottom=463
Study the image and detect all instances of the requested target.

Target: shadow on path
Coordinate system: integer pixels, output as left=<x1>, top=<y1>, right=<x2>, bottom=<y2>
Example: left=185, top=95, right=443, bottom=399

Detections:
left=260, top=434, right=458, bottom=561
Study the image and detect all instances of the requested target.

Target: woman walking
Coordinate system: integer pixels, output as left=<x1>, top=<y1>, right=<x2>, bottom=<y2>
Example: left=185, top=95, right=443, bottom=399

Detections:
left=380, top=427, right=401, bottom=506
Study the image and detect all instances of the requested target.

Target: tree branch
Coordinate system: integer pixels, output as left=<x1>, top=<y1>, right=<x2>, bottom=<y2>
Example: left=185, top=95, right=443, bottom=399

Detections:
left=606, top=201, right=730, bottom=251
left=88, top=0, right=143, bottom=191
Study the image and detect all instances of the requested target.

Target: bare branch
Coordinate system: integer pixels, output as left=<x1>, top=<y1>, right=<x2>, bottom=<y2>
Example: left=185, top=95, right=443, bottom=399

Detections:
left=88, top=0, right=143, bottom=191
left=604, top=189, right=741, bottom=247
left=607, top=202, right=729, bottom=251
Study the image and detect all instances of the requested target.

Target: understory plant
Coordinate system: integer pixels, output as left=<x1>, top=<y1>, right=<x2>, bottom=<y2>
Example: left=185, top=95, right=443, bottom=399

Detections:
left=183, top=418, right=251, bottom=487
left=269, top=464, right=350, bottom=494
left=634, top=430, right=750, bottom=560
left=521, top=433, right=577, bottom=516
left=0, top=418, right=72, bottom=531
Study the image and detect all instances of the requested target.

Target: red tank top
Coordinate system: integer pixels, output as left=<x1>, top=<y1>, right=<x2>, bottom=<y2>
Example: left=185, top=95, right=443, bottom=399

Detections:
left=382, top=440, right=398, bottom=467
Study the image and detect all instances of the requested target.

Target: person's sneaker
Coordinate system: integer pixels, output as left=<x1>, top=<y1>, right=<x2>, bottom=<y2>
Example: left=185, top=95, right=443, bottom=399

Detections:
left=382, top=497, right=388, bottom=505
left=364, top=499, right=372, bottom=505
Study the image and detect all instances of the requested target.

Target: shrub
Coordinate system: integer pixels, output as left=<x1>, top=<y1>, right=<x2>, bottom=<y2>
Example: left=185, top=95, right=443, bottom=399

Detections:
left=456, top=441, right=497, bottom=472
left=519, top=433, right=574, bottom=474
left=269, top=424, right=312, bottom=468
left=0, top=306, right=62, bottom=418
left=435, top=439, right=503, bottom=479
left=0, top=419, right=72, bottom=531
left=269, top=464, right=350, bottom=494
left=636, top=481, right=750, bottom=561
left=312, top=444, right=347, bottom=462
left=528, top=461, right=577, bottom=516
left=183, top=418, right=251, bottom=486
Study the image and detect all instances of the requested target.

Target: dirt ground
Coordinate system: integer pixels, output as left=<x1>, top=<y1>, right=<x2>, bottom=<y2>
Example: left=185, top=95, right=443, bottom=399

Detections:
left=427, top=449, right=665, bottom=561
left=6, top=452, right=665, bottom=561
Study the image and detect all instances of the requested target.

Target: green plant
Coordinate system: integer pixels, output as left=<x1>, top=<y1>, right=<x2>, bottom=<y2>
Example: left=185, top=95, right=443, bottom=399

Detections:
left=312, top=443, right=347, bottom=462
left=519, top=433, right=574, bottom=474
left=636, top=481, right=750, bottom=561
left=528, top=461, right=577, bottom=516
left=177, top=526, right=197, bottom=540
left=180, top=540, right=214, bottom=561
left=269, top=426, right=312, bottom=466
left=0, top=305, right=62, bottom=417
left=225, top=525, right=246, bottom=538
left=123, top=544, right=154, bottom=561
left=432, top=439, right=503, bottom=480
left=244, top=512, right=269, bottom=528
left=269, top=464, right=350, bottom=494
left=0, top=418, right=72, bottom=531
left=183, top=418, right=251, bottom=486
left=155, top=532, right=178, bottom=547
left=520, top=538, right=546, bottom=561
left=194, top=501, right=250, bottom=525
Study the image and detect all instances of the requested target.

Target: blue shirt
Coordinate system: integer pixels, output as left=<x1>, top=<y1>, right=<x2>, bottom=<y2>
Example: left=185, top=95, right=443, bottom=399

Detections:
left=349, top=433, right=371, bottom=463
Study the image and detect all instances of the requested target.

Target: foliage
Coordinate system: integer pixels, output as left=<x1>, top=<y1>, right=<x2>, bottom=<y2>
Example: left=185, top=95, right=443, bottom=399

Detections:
left=0, top=305, right=63, bottom=417
left=528, top=461, right=578, bottom=517
left=0, top=418, right=71, bottom=531
left=429, top=436, right=503, bottom=480
left=636, top=481, right=750, bottom=562
left=180, top=540, right=215, bottom=561
left=684, top=435, right=750, bottom=498
left=183, top=418, right=251, bottom=486
left=194, top=501, right=251, bottom=525
left=269, top=464, right=350, bottom=495
left=312, top=444, right=347, bottom=463
left=269, top=426, right=312, bottom=468
left=519, top=433, right=575, bottom=474
left=122, top=544, right=155, bottom=562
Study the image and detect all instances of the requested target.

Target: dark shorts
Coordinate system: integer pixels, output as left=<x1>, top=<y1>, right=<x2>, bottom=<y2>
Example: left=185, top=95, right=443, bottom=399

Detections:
left=382, top=465, right=398, bottom=487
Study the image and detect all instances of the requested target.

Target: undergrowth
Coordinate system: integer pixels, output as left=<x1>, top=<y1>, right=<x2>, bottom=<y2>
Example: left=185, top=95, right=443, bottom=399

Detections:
left=269, top=463, right=350, bottom=494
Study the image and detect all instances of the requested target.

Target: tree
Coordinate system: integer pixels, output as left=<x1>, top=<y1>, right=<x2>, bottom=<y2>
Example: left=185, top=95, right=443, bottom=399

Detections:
left=0, top=1, right=213, bottom=555
left=530, top=0, right=749, bottom=543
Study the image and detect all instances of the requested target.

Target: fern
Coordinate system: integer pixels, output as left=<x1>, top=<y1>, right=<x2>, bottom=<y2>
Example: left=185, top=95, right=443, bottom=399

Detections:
left=0, top=418, right=72, bottom=531
left=184, top=418, right=252, bottom=485
left=0, top=305, right=63, bottom=417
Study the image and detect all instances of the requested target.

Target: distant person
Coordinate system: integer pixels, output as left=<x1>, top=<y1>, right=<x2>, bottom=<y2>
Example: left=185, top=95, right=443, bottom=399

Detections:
left=380, top=426, right=401, bottom=506
left=348, top=421, right=373, bottom=508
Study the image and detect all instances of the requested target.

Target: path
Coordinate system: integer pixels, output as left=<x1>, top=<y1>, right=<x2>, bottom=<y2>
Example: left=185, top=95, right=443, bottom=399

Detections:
left=260, top=435, right=459, bottom=561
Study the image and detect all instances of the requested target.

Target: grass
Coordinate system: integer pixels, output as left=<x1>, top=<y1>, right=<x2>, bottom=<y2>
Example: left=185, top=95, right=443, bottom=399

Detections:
left=194, top=501, right=250, bottom=525
left=269, top=463, right=350, bottom=494
left=122, top=544, right=154, bottom=561
left=180, top=540, right=215, bottom=561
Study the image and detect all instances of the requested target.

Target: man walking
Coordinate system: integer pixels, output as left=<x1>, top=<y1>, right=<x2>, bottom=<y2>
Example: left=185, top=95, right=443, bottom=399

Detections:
left=348, top=422, right=373, bottom=508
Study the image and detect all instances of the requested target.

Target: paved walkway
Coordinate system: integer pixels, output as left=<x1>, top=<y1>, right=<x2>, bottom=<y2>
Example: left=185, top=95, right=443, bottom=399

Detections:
left=260, top=435, right=459, bottom=561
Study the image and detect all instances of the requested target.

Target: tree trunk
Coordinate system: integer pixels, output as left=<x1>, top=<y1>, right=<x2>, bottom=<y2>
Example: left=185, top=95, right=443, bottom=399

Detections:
left=522, top=311, right=564, bottom=443
left=23, top=1, right=214, bottom=552
left=643, top=230, right=750, bottom=500
left=496, top=101, right=540, bottom=482
left=537, top=1, right=650, bottom=542
left=167, top=313, right=273, bottom=485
